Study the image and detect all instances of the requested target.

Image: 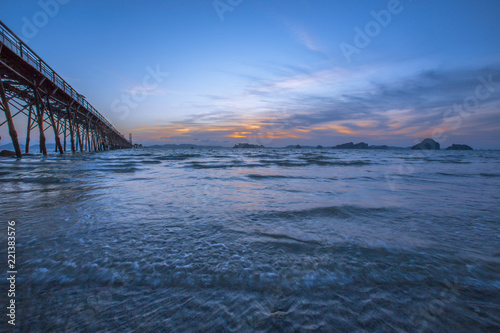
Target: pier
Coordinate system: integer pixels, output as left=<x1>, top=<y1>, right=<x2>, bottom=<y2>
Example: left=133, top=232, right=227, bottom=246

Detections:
left=0, top=20, right=131, bottom=158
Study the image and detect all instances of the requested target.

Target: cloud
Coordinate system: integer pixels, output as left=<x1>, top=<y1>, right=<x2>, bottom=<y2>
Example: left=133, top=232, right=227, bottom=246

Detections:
left=123, top=87, right=171, bottom=96
left=131, top=63, right=500, bottom=147
left=292, top=26, right=322, bottom=52
left=277, top=64, right=500, bottom=144
left=245, top=69, right=337, bottom=96
left=281, top=18, right=324, bottom=53
left=242, top=64, right=354, bottom=100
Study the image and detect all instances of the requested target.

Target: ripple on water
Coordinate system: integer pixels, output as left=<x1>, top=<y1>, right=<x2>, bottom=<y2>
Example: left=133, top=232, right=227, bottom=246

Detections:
left=1, top=148, right=499, bottom=331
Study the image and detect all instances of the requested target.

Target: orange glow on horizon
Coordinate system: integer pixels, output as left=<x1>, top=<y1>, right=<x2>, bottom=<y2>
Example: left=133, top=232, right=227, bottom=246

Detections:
left=128, top=115, right=433, bottom=143
left=225, top=130, right=254, bottom=138
left=312, top=124, right=357, bottom=135
left=204, top=127, right=235, bottom=132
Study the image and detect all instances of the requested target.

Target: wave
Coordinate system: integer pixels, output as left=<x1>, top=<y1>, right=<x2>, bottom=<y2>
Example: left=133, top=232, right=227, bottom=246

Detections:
left=436, top=172, right=474, bottom=177
left=268, top=162, right=307, bottom=167
left=141, top=160, right=162, bottom=164
left=422, top=158, right=471, bottom=164
left=258, top=159, right=373, bottom=167
left=435, top=172, right=497, bottom=178
left=242, top=153, right=280, bottom=158
left=480, top=173, right=500, bottom=178
left=134, top=153, right=155, bottom=157
left=185, top=162, right=238, bottom=169
left=298, top=155, right=334, bottom=160
left=0, top=176, right=73, bottom=184
left=184, top=162, right=266, bottom=169
left=15, top=240, right=499, bottom=296
left=95, top=167, right=140, bottom=173
left=246, top=174, right=313, bottom=180
left=154, top=154, right=201, bottom=161
left=441, top=160, right=472, bottom=164
left=100, top=162, right=139, bottom=167
left=249, top=205, right=395, bottom=221
left=255, top=231, right=322, bottom=247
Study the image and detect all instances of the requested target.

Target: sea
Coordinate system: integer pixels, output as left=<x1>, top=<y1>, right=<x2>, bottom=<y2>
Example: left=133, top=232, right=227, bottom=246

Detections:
left=1, top=148, right=499, bottom=332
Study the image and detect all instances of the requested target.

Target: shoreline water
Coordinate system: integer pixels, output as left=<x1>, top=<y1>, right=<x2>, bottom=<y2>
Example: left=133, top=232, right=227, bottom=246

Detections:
left=1, top=148, right=499, bottom=331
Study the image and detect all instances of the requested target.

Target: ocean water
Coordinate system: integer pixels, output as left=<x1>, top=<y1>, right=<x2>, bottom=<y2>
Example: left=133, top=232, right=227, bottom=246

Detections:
left=1, top=148, right=499, bottom=332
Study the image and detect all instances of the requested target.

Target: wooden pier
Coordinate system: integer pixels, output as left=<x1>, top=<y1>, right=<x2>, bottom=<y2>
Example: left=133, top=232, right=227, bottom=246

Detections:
left=0, top=20, right=131, bottom=158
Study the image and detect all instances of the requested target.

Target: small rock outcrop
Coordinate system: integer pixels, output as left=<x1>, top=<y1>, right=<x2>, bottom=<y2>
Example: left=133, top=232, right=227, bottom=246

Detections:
left=411, top=138, right=440, bottom=150
left=316, top=145, right=323, bottom=149
left=0, top=150, right=17, bottom=157
left=333, top=142, right=369, bottom=149
left=233, top=143, right=264, bottom=148
left=446, top=144, right=473, bottom=150
left=369, top=145, right=388, bottom=150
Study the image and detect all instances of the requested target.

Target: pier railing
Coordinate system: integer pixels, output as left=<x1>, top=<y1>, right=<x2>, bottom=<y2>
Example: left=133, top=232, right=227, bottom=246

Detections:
left=0, top=20, right=126, bottom=141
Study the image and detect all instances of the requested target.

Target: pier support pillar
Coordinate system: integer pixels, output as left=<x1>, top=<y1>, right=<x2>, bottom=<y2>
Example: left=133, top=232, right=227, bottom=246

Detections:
left=63, top=119, right=67, bottom=152
left=68, top=105, right=76, bottom=153
left=0, top=79, right=22, bottom=158
left=33, top=88, right=47, bottom=156
left=46, top=96, right=64, bottom=154
left=25, top=105, right=34, bottom=154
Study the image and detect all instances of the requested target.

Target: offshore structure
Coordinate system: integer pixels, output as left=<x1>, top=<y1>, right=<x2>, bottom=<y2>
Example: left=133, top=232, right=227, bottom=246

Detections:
left=0, top=20, right=131, bottom=158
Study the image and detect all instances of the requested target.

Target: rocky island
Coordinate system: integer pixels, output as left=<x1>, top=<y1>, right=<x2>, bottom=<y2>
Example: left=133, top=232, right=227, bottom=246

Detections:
left=0, top=150, right=16, bottom=157
left=233, top=143, right=265, bottom=148
left=446, top=144, right=473, bottom=150
left=332, top=142, right=369, bottom=149
left=411, top=138, right=440, bottom=150
left=331, top=142, right=388, bottom=149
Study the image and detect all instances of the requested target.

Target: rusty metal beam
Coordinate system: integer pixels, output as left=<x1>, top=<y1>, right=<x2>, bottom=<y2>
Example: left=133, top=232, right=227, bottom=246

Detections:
left=0, top=78, right=22, bottom=157
left=25, top=105, right=33, bottom=153
left=33, top=86, right=47, bottom=155
left=46, top=95, right=63, bottom=154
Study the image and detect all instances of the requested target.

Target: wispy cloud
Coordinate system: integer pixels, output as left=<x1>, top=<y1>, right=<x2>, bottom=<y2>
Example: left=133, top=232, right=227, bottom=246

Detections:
left=291, top=25, right=322, bottom=52
left=131, top=63, right=500, bottom=148
left=123, top=87, right=167, bottom=96
left=280, top=17, right=324, bottom=53
left=245, top=69, right=337, bottom=95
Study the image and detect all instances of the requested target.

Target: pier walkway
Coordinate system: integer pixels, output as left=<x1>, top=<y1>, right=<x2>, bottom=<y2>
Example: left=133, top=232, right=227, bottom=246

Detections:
left=0, top=20, right=131, bottom=157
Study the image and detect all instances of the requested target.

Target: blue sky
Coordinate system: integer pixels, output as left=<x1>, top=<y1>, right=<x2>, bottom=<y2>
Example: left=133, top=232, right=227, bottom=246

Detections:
left=1, top=0, right=500, bottom=148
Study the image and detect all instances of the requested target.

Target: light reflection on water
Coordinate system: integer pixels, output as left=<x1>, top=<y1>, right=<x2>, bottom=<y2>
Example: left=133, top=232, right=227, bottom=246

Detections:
left=0, top=148, right=499, bottom=331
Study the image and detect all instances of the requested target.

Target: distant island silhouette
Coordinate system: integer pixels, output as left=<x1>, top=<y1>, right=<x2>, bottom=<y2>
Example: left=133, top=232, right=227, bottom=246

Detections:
left=229, top=140, right=473, bottom=150
left=411, top=138, right=441, bottom=150
left=1, top=139, right=477, bottom=157
left=233, top=143, right=265, bottom=148
left=446, top=144, right=473, bottom=150
left=331, top=142, right=389, bottom=149
left=231, top=139, right=474, bottom=150
left=411, top=138, right=473, bottom=150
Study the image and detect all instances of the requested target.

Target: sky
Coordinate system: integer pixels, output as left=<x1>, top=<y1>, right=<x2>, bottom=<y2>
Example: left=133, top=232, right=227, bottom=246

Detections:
left=1, top=0, right=500, bottom=148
